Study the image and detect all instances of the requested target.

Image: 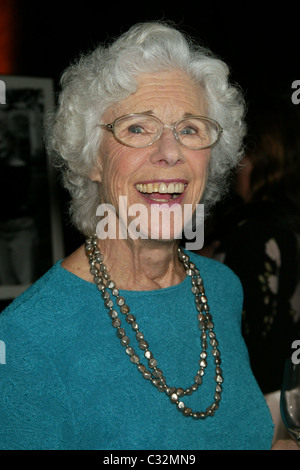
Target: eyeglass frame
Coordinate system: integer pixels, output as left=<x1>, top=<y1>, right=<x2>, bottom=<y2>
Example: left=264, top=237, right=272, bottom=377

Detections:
left=99, top=112, right=223, bottom=150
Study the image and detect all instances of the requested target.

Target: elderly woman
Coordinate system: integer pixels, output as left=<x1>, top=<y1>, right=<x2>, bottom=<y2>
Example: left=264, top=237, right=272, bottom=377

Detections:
left=0, top=22, right=278, bottom=450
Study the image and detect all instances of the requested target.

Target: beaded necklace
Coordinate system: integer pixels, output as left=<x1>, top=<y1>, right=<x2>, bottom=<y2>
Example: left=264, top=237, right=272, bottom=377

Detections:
left=85, top=235, right=223, bottom=419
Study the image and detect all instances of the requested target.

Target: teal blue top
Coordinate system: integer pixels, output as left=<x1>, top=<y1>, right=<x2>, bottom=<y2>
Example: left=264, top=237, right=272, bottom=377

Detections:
left=0, top=251, right=274, bottom=450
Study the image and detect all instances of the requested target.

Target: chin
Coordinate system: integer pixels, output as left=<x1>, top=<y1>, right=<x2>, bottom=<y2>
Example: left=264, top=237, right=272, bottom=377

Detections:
left=125, top=201, right=184, bottom=242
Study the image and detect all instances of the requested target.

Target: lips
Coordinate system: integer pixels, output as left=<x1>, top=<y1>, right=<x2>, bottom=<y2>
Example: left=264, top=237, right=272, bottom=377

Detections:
left=135, top=180, right=187, bottom=204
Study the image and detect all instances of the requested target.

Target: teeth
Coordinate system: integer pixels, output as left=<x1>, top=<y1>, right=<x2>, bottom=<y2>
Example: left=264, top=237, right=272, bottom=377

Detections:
left=146, top=183, right=153, bottom=194
left=136, top=182, right=186, bottom=194
left=167, top=183, right=175, bottom=193
left=159, top=183, right=167, bottom=194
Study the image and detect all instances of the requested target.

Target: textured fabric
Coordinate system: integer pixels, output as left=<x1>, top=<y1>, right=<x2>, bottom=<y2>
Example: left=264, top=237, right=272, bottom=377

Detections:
left=0, top=251, right=274, bottom=450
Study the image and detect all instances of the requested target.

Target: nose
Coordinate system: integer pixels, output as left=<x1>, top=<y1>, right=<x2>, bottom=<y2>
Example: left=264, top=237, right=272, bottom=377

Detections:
left=149, top=127, right=185, bottom=166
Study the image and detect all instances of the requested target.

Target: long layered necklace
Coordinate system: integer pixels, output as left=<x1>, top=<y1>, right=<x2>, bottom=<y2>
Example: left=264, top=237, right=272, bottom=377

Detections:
left=85, top=235, right=223, bottom=419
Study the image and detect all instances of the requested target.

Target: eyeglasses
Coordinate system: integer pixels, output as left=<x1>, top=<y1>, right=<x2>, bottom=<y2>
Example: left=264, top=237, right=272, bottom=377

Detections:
left=100, top=113, right=223, bottom=150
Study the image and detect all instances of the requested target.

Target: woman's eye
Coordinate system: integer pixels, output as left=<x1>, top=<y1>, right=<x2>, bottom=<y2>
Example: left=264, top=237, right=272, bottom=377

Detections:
left=179, top=126, right=197, bottom=135
left=128, top=124, right=145, bottom=134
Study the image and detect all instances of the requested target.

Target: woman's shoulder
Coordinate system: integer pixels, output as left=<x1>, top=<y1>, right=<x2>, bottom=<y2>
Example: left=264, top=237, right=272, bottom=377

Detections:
left=0, top=262, right=60, bottom=325
left=186, top=249, right=243, bottom=298
left=185, top=250, right=244, bottom=324
left=0, top=258, right=93, bottom=335
left=187, top=249, right=241, bottom=280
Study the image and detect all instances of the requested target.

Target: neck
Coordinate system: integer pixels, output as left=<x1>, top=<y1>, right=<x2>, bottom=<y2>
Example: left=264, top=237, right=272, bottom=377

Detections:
left=97, top=238, right=186, bottom=291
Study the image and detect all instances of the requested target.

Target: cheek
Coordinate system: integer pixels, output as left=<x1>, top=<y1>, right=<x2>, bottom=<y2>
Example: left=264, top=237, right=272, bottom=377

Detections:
left=101, top=143, right=147, bottom=193
left=191, top=151, right=210, bottom=189
left=100, top=154, right=134, bottom=204
left=101, top=165, right=123, bottom=203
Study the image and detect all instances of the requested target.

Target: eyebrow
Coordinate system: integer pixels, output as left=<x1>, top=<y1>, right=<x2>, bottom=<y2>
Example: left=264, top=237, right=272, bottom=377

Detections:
left=140, top=111, right=198, bottom=118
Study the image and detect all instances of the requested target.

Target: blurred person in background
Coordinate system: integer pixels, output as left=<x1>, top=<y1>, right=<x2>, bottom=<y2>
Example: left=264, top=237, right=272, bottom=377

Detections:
left=200, top=95, right=300, bottom=395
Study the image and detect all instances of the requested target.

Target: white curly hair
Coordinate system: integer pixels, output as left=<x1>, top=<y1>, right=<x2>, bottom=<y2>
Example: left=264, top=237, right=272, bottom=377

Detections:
left=46, top=21, right=246, bottom=235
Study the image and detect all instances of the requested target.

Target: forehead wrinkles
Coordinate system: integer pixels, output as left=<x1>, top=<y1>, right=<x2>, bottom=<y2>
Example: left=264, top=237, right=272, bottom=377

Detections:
left=104, top=70, right=207, bottom=121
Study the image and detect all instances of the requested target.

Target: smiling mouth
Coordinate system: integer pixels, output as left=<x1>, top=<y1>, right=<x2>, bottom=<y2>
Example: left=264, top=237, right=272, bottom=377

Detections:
left=135, top=181, right=187, bottom=202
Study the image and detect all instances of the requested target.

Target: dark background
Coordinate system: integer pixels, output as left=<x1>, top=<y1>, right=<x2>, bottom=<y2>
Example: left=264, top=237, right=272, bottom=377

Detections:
left=12, top=2, right=299, bottom=99
left=1, top=1, right=299, bottom=306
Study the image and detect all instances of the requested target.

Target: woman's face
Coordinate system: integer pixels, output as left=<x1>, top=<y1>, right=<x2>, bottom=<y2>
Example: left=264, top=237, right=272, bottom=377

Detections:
left=93, top=69, right=211, bottom=241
